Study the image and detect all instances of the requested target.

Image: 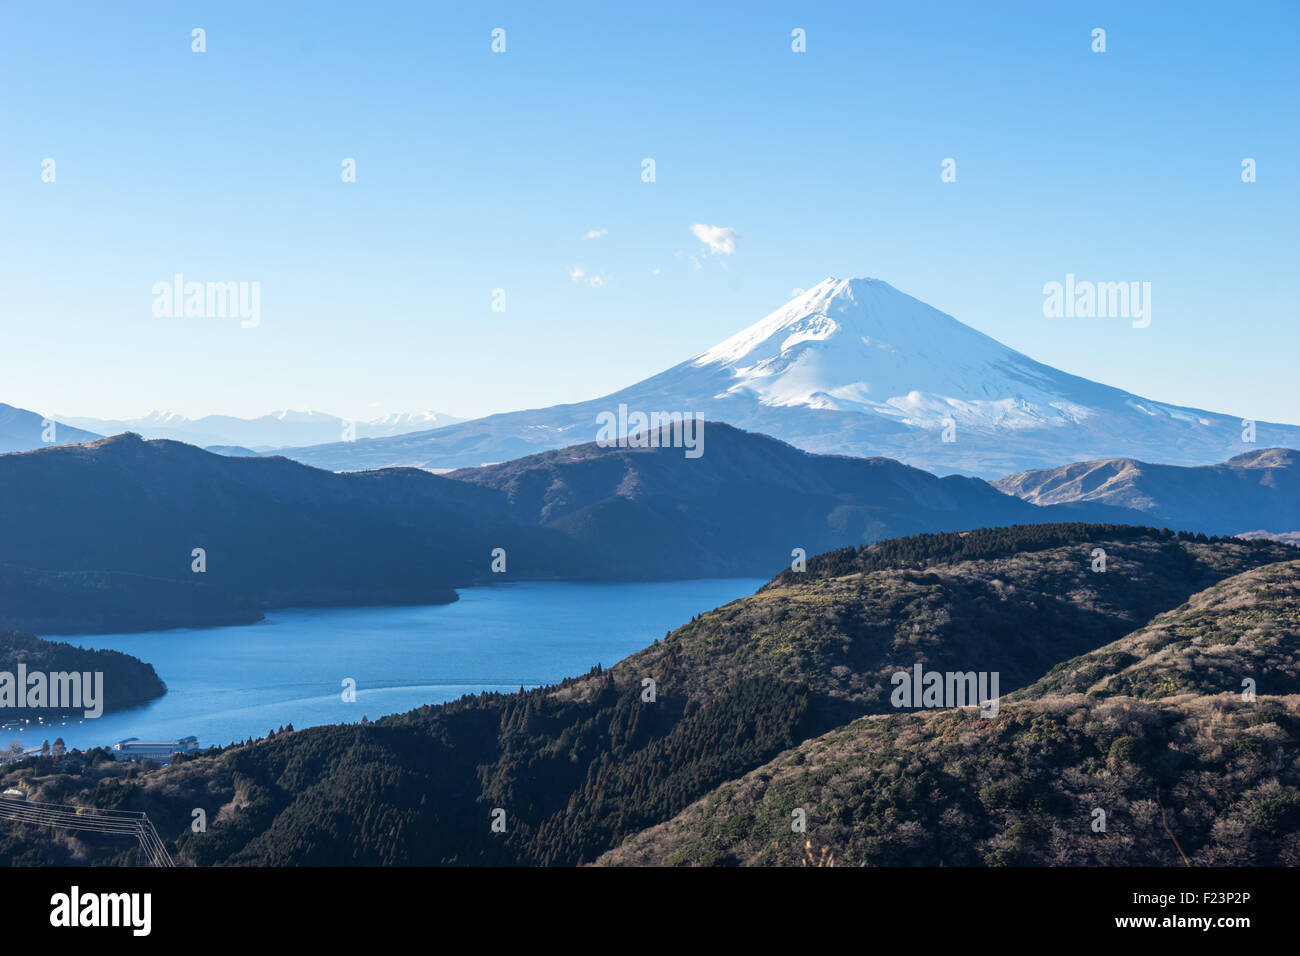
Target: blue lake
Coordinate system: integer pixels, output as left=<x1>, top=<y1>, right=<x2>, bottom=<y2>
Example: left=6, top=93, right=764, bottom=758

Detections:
left=10, top=578, right=765, bottom=753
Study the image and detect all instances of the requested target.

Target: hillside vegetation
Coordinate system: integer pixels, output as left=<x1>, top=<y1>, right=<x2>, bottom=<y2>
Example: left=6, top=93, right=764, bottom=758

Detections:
left=597, top=692, right=1299, bottom=867
left=1020, top=560, right=1299, bottom=702
left=0, top=629, right=165, bottom=717
left=598, top=560, right=1299, bottom=866
left=0, top=525, right=1293, bottom=866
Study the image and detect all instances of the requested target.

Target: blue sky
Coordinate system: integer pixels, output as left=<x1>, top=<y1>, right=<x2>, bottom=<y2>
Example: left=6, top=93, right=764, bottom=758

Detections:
left=2, top=1, right=1297, bottom=424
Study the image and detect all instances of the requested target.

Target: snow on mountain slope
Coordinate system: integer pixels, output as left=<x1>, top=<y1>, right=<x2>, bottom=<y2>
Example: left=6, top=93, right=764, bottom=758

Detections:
left=273, top=278, right=1300, bottom=478
left=55, top=409, right=465, bottom=450
left=689, top=278, right=1098, bottom=428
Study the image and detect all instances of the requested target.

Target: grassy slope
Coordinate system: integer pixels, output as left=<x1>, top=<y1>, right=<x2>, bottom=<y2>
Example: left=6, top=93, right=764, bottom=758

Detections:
left=563, top=529, right=1294, bottom=728
left=598, top=561, right=1300, bottom=866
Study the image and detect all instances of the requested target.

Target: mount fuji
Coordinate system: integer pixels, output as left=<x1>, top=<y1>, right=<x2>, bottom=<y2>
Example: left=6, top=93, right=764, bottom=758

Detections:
left=276, top=278, right=1300, bottom=478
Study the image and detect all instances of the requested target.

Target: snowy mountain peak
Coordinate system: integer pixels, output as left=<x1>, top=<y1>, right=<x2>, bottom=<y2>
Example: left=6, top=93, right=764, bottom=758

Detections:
left=696, top=277, right=988, bottom=366
left=690, top=277, right=1056, bottom=424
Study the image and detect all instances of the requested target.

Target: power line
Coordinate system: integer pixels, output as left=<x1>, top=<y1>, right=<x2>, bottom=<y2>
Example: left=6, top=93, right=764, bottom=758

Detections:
left=0, top=798, right=175, bottom=866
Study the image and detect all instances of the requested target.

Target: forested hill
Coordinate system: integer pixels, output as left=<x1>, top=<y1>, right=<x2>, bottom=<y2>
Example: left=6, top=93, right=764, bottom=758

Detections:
left=763, top=523, right=1264, bottom=588
left=1016, top=559, right=1300, bottom=702
left=0, top=629, right=166, bottom=717
left=0, top=524, right=1293, bottom=866
left=0, top=433, right=576, bottom=633
left=598, top=560, right=1300, bottom=867
left=608, top=525, right=1293, bottom=726
left=446, top=423, right=1149, bottom=578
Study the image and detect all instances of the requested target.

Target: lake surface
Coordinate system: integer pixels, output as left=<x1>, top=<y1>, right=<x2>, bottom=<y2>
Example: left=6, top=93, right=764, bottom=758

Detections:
left=10, top=579, right=765, bottom=754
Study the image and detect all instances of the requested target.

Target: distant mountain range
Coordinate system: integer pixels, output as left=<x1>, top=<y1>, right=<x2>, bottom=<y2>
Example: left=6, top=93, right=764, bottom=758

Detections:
left=54, top=409, right=465, bottom=451
left=0, top=404, right=100, bottom=454
left=270, top=278, right=1300, bottom=477
left=4, top=424, right=1296, bottom=633
left=994, top=447, right=1300, bottom=537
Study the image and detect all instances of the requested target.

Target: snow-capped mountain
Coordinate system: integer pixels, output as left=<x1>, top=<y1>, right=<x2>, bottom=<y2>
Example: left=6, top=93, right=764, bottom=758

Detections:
left=55, top=409, right=465, bottom=451
left=693, top=278, right=1094, bottom=428
left=274, top=278, right=1300, bottom=477
left=363, top=411, right=467, bottom=435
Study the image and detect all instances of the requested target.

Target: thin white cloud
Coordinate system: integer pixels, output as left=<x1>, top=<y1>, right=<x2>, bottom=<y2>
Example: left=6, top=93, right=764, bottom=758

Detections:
left=583, top=229, right=608, bottom=240
left=568, top=265, right=609, bottom=288
left=689, top=223, right=738, bottom=256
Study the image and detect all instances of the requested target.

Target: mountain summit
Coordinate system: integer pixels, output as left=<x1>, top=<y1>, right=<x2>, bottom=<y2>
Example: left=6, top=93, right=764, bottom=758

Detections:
left=274, top=279, right=1300, bottom=477
left=689, top=277, right=1095, bottom=428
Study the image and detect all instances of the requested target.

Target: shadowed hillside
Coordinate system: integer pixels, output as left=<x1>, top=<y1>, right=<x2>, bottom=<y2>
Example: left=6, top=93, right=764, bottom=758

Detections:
left=449, top=423, right=1149, bottom=578
left=0, top=434, right=578, bottom=632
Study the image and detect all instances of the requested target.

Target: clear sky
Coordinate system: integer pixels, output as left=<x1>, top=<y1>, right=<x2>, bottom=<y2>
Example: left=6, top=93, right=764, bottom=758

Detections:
left=2, top=1, right=1297, bottom=424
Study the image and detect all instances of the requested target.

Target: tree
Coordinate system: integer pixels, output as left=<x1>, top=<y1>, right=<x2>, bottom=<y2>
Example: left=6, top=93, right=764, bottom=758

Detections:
left=52, top=738, right=66, bottom=759
left=40, top=739, right=50, bottom=757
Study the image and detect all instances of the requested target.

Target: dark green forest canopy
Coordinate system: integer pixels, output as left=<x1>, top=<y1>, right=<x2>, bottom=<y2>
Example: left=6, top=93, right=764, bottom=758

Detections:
left=0, top=629, right=165, bottom=715
left=764, top=523, right=1282, bottom=587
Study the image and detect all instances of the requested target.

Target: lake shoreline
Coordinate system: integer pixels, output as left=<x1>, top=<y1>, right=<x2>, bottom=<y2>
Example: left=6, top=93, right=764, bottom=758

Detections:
left=7, top=578, right=766, bottom=754
left=22, top=573, right=778, bottom=638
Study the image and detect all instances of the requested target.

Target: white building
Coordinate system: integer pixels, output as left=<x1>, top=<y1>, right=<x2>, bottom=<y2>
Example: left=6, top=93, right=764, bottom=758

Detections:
left=111, top=736, right=199, bottom=763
